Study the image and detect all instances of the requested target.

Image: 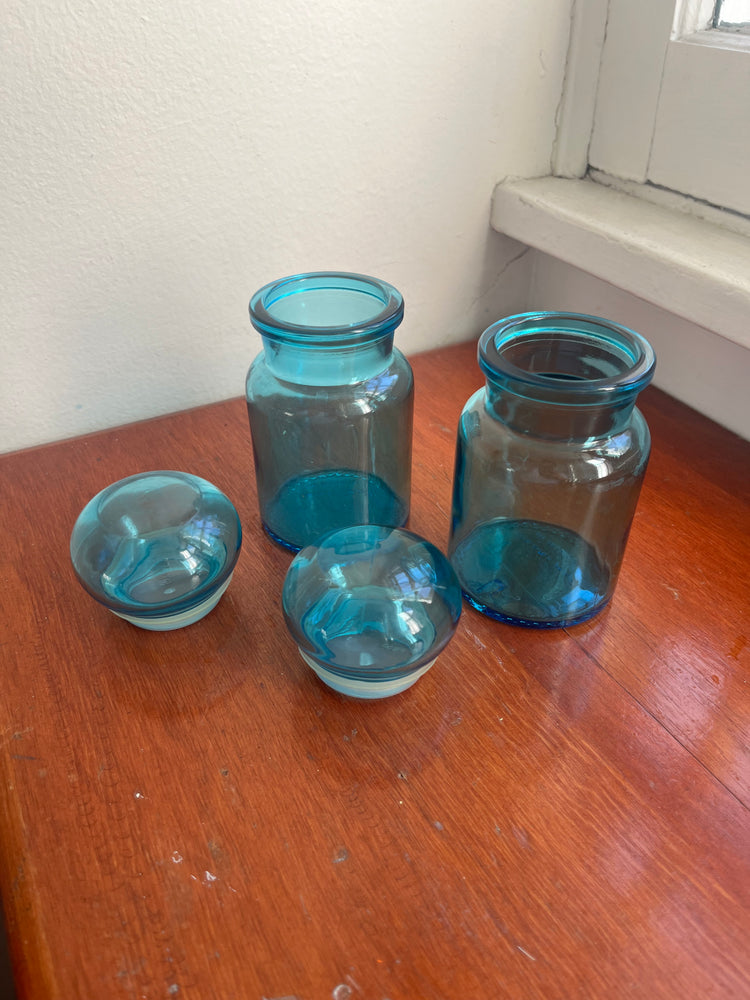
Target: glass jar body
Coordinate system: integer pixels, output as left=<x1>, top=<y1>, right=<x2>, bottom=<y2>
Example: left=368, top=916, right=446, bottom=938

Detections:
left=246, top=273, right=413, bottom=552
left=246, top=349, right=413, bottom=551
left=448, top=313, right=655, bottom=627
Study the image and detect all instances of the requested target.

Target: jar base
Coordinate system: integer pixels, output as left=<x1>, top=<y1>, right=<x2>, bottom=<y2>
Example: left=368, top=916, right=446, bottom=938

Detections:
left=262, top=522, right=302, bottom=554
left=262, top=468, right=409, bottom=552
left=460, top=589, right=610, bottom=629
left=298, top=649, right=436, bottom=699
left=451, top=519, right=611, bottom=628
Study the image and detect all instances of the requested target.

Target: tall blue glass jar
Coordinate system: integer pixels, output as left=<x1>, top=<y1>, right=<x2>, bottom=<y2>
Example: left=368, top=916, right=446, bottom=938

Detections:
left=246, top=272, right=413, bottom=552
left=448, top=312, right=656, bottom=627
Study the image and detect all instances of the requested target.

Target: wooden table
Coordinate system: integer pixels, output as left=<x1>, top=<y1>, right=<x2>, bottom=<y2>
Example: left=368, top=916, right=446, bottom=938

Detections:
left=1, top=341, right=748, bottom=1000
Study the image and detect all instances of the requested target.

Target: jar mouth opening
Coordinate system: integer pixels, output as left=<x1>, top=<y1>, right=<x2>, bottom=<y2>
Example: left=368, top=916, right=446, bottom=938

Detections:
left=479, top=312, right=655, bottom=398
left=250, top=271, right=404, bottom=346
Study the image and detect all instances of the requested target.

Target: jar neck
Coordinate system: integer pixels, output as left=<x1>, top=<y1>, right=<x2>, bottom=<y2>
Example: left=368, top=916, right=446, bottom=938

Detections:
left=485, top=382, right=638, bottom=439
left=478, top=311, right=655, bottom=440
left=250, top=271, right=404, bottom=387
left=262, top=332, right=395, bottom=386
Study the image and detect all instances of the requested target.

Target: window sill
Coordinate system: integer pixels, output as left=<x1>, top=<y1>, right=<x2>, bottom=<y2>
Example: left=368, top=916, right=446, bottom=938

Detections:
left=490, top=176, right=750, bottom=351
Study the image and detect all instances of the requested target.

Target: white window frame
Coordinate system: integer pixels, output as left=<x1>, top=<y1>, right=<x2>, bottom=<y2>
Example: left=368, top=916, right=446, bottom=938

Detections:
left=492, top=0, right=750, bottom=363
left=554, top=0, right=750, bottom=219
left=491, top=0, right=750, bottom=438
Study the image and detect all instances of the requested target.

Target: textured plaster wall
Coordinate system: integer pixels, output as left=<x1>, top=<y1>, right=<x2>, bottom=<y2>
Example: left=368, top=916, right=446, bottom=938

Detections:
left=0, top=0, right=571, bottom=452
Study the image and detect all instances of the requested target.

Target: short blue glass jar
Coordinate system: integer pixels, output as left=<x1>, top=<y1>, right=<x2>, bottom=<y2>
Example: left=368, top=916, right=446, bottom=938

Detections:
left=282, top=525, right=462, bottom=698
left=70, top=471, right=242, bottom=630
left=246, top=272, right=413, bottom=552
left=448, top=312, right=655, bottom=628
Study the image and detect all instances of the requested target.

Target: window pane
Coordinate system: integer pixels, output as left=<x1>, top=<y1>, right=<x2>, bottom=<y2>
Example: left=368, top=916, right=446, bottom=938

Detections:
left=714, top=0, right=750, bottom=30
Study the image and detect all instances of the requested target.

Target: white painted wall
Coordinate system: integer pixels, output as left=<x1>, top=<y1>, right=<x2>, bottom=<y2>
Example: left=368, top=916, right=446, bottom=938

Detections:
left=0, top=0, right=572, bottom=453
left=527, top=253, right=750, bottom=441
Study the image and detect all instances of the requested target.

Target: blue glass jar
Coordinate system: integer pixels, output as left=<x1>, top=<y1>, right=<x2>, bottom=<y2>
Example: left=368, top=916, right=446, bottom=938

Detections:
left=246, top=272, right=413, bottom=551
left=448, top=312, right=656, bottom=627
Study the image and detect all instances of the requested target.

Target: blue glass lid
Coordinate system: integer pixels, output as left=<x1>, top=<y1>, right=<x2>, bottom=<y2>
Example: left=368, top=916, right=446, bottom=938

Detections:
left=70, top=471, right=242, bottom=628
left=282, top=524, right=461, bottom=698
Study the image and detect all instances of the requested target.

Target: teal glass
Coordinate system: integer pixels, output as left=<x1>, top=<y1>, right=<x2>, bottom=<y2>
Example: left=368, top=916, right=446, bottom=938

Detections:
left=282, top=525, right=462, bottom=699
left=246, top=272, right=413, bottom=552
left=448, top=312, right=656, bottom=628
left=70, top=471, right=242, bottom=630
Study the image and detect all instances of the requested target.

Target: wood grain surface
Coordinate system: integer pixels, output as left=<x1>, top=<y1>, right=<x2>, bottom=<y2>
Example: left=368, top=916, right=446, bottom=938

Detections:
left=0, top=341, right=748, bottom=1000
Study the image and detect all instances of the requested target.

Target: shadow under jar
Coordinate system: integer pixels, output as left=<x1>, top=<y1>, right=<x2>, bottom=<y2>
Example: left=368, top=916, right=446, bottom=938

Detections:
left=448, top=312, right=656, bottom=628
left=246, top=272, right=413, bottom=552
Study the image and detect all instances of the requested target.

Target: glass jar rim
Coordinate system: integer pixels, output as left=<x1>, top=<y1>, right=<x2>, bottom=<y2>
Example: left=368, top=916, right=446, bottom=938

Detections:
left=479, top=311, right=656, bottom=401
left=250, top=271, right=404, bottom=346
